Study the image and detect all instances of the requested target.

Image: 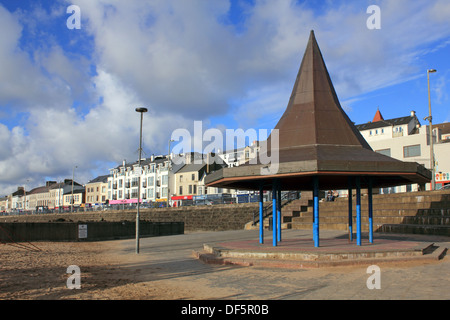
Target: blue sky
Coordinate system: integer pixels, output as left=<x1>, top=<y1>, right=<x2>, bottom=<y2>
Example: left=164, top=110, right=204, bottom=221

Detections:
left=0, top=0, right=449, bottom=195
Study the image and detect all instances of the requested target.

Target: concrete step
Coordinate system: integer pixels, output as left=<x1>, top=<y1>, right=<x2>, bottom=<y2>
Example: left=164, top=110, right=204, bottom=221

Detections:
left=290, top=222, right=383, bottom=232
left=297, top=209, right=450, bottom=219
left=380, top=224, right=450, bottom=237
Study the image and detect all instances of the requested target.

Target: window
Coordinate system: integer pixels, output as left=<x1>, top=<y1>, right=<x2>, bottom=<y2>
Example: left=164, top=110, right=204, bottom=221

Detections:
left=403, top=145, right=421, bottom=158
left=189, top=185, right=193, bottom=194
left=162, top=175, right=168, bottom=185
left=162, top=187, right=168, bottom=198
left=180, top=175, right=183, bottom=182
left=179, top=186, right=183, bottom=195
left=193, top=185, right=197, bottom=195
left=148, top=188, right=154, bottom=198
left=376, top=149, right=391, bottom=157
left=148, top=176, right=154, bottom=186
left=192, top=174, right=195, bottom=181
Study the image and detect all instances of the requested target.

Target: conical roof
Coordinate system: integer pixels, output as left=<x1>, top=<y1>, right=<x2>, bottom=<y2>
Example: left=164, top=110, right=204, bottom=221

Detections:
left=372, top=108, right=384, bottom=122
left=205, top=31, right=431, bottom=191
left=268, top=30, right=371, bottom=153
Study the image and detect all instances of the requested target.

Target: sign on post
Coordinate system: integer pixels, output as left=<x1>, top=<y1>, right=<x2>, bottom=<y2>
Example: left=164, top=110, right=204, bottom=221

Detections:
left=78, top=224, right=88, bottom=239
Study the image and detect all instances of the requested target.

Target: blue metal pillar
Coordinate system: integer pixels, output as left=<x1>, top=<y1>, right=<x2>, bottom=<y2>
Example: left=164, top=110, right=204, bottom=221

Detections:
left=348, top=178, right=353, bottom=242
left=277, top=181, right=281, bottom=242
left=259, top=184, right=264, bottom=244
left=368, top=178, right=374, bottom=244
left=313, top=176, right=320, bottom=247
left=272, top=181, right=277, bottom=247
left=356, top=177, right=362, bottom=246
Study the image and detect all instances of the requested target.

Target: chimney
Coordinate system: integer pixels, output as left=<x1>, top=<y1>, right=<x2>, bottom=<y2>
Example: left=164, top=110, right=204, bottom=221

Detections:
left=410, top=110, right=416, bottom=117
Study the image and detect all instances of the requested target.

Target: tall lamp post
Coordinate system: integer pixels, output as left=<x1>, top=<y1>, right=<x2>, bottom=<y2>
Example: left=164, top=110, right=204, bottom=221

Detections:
left=168, top=139, right=174, bottom=207
left=135, top=107, right=148, bottom=254
left=425, top=69, right=437, bottom=190
left=71, top=166, right=77, bottom=212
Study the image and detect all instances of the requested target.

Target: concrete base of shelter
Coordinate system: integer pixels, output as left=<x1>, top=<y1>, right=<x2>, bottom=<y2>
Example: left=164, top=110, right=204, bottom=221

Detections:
left=194, top=234, right=448, bottom=269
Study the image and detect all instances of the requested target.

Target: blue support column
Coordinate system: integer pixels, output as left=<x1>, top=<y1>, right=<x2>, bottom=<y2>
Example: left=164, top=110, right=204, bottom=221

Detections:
left=277, top=182, right=281, bottom=242
left=356, top=177, right=362, bottom=246
left=348, top=178, right=353, bottom=242
left=259, top=184, right=264, bottom=244
left=272, top=182, right=277, bottom=247
left=368, top=178, right=374, bottom=244
left=313, top=177, right=320, bottom=247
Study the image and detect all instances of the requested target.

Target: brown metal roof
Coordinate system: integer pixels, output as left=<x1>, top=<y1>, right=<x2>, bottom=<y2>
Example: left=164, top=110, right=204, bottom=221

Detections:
left=266, top=30, right=371, bottom=151
left=205, top=30, right=431, bottom=191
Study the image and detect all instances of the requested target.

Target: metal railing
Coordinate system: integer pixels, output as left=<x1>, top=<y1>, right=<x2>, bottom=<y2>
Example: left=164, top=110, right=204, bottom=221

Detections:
left=252, top=191, right=300, bottom=226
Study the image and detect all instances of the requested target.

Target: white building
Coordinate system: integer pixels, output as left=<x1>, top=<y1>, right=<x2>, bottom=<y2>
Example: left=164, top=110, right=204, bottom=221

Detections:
left=108, top=155, right=171, bottom=206
left=356, top=109, right=450, bottom=192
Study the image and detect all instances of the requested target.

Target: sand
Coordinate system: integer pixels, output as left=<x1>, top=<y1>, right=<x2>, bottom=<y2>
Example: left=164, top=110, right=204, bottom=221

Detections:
left=0, top=241, right=187, bottom=300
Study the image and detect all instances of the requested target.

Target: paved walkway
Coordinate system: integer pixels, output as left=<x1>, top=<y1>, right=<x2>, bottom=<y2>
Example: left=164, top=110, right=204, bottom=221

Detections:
left=110, top=229, right=450, bottom=300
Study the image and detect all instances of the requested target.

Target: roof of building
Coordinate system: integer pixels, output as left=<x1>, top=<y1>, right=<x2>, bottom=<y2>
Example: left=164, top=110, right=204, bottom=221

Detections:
left=177, top=163, right=207, bottom=174
left=205, top=30, right=431, bottom=191
left=356, top=115, right=416, bottom=131
left=28, top=185, right=51, bottom=195
left=435, top=122, right=450, bottom=134
left=112, top=156, right=169, bottom=171
left=372, top=108, right=384, bottom=122
left=87, top=175, right=110, bottom=184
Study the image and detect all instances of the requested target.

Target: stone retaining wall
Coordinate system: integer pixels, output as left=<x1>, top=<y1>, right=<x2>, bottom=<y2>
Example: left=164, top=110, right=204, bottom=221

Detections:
left=0, top=203, right=259, bottom=232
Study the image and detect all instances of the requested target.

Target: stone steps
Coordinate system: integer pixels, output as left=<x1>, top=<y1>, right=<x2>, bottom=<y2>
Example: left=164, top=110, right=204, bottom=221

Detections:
left=259, top=190, right=450, bottom=237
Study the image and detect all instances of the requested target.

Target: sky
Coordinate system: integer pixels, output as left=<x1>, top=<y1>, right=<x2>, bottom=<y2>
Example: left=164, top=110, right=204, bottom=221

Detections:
left=0, top=0, right=449, bottom=196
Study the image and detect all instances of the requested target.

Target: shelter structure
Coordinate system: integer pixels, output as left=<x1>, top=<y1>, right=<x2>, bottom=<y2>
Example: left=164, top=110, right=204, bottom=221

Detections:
left=205, top=31, right=431, bottom=247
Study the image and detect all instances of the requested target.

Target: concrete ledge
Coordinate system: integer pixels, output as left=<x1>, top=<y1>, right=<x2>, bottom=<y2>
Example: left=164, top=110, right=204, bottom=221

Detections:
left=194, top=237, right=448, bottom=269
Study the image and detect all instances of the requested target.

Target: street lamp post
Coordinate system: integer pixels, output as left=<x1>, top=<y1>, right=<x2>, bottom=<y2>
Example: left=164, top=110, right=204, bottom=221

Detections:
left=168, top=139, right=174, bottom=207
left=135, top=107, right=148, bottom=254
left=71, top=166, right=77, bottom=212
left=426, top=69, right=437, bottom=191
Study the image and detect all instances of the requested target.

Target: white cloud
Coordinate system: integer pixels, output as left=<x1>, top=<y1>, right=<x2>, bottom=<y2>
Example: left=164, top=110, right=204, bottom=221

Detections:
left=1, top=0, right=450, bottom=195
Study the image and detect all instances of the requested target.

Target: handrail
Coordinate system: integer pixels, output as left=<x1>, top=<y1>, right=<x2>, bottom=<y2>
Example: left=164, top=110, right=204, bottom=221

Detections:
left=252, top=191, right=300, bottom=226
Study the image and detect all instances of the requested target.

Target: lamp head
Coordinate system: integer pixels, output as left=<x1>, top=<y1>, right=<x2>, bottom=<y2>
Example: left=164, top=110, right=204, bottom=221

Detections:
left=135, top=107, right=148, bottom=113
left=428, top=69, right=437, bottom=73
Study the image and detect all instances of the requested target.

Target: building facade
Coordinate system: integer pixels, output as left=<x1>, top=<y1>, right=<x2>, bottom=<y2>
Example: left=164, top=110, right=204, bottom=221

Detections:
left=85, top=175, right=109, bottom=208
left=108, top=156, right=170, bottom=207
left=356, top=109, right=450, bottom=192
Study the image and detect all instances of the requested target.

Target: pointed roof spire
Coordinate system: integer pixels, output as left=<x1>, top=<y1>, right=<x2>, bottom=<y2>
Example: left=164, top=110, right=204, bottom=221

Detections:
left=268, top=30, right=371, bottom=154
left=372, top=108, right=384, bottom=122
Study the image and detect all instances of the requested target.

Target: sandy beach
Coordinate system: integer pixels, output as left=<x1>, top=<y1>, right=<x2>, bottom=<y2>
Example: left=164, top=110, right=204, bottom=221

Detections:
left=0, top=241, right=190, bottom=300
